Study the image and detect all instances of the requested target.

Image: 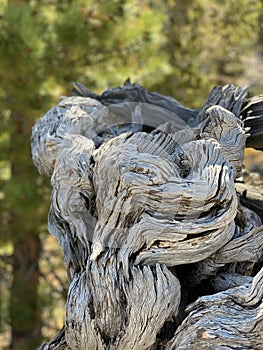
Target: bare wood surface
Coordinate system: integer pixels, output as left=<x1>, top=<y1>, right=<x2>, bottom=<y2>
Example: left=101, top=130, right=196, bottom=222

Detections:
left=38, top=327, right=69, bottom=350
left=236, top=179, right=263, bottom=221
left=32, top=82, right=263, bottom=349
left=241, top=95, right=263, bottom=150
left=167, top=267, right=263, bottom=350
left=72, top=81, right=263, bottom=149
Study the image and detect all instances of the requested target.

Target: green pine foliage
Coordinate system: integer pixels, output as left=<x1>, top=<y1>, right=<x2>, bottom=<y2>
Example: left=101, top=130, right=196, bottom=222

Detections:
left=0, top=1, right=50, bottom=241
left=153, top=0, right=262, bottom=107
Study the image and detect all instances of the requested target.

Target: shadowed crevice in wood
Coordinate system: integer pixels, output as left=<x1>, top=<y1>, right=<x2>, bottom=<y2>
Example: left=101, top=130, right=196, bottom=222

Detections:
left=32, top=81, right=263, bottom=349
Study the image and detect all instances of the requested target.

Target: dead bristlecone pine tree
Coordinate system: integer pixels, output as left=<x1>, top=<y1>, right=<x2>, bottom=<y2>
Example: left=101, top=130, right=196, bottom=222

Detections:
left=32, top=80, right=263, bottom=350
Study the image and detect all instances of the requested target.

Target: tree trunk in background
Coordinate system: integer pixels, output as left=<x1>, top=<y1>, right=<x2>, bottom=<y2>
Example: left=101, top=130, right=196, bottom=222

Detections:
left=10, top=233, right=41, bottom=350
left=8, top=107, right=43, bottom=350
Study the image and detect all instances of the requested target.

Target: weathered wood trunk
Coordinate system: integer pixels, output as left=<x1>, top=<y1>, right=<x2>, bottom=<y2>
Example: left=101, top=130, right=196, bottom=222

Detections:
left=32, top=81, right=263, bottom=350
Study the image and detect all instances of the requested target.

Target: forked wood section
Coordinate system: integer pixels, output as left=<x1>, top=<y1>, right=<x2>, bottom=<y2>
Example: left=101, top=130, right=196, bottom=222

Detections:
left=32, top=82, right=263, bottom=350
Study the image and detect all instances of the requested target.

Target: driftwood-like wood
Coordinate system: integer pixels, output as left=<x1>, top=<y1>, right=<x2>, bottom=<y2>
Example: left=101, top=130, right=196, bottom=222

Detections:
left=72, top=81, right=263, bottom=149
left=167, top=267, right=263, bottom=349
left=32, top=81, right=263, bottom=349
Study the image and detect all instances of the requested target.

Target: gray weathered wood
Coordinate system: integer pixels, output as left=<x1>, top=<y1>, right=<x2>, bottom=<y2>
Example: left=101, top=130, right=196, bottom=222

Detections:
left=166, top=267, right=263, bottom=350
left=32, top=82, right=263, bottom=350
left=72, top=81, right=263, bottom=149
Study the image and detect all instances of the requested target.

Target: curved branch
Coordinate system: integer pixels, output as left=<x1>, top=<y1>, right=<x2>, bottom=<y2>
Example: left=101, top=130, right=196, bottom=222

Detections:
left=32, top=82, right=263, bottom=349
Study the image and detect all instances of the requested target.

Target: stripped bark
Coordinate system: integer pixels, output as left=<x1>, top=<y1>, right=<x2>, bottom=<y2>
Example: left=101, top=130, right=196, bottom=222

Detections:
left=32, top=81, right=263, bottom=349
left=167, top=267, right=263, bottom=350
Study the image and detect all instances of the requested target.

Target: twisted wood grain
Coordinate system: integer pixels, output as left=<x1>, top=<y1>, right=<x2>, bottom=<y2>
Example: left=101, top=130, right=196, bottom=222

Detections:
left=32, top=82, right=263, bottom=349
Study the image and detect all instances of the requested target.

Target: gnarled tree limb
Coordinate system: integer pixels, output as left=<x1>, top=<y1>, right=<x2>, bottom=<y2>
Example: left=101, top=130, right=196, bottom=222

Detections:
left=32, top=81, right=263, bottom=349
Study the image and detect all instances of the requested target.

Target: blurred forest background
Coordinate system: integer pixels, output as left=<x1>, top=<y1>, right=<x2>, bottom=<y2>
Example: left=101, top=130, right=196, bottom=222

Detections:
left=0, top=0, right=263, bottom=349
